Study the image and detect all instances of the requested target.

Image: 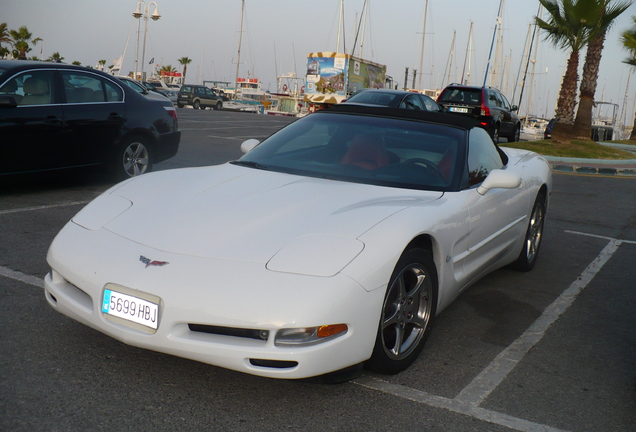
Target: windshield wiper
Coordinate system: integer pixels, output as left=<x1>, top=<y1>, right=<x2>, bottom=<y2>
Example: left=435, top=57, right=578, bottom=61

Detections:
left=230, top=160, right=269, bottom=170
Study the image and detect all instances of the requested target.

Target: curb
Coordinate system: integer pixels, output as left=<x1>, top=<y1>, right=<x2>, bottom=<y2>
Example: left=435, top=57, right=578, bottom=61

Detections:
left=550, top=163, right=636, bottom=176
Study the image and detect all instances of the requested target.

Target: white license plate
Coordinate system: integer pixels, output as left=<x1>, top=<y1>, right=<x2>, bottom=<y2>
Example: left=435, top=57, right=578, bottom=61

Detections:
left=450, top=107, right=469, bottom=113
left=102, top=289, right=159, bottom=329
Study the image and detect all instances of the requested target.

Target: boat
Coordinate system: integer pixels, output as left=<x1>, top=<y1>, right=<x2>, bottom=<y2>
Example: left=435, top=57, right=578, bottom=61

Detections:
left=592, top=101, right=625, bottom=141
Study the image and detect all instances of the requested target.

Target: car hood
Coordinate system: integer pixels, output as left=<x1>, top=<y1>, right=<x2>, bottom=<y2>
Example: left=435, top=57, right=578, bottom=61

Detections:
left=73, top=164, right=442, bottom=265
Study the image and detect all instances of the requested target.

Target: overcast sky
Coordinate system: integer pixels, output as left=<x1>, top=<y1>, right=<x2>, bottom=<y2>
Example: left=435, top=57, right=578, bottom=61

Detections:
left=3, top=0, right=636, bottom=120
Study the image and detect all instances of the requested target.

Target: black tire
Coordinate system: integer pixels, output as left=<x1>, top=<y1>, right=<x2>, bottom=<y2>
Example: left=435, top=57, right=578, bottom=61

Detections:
left=112, top=135, right=153, bottom=180
left=177, top=103, right=184, bottom=108
left=215, top=101, right=222, bottom=110
left=366, top=248, right=437, bottom=375
left=509, top=191, right=546, bottom=271
left=510, top=125, right=521, bottom=142
left=193, top=100, right=201, bottom=110
left=491, top=125, right=500, bottom=143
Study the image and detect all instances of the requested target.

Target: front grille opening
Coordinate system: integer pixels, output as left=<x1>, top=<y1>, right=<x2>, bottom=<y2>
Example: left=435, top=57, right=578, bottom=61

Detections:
left=188, top=324, right=269, bottom=341
left=249, top=359, right=298, bottom=369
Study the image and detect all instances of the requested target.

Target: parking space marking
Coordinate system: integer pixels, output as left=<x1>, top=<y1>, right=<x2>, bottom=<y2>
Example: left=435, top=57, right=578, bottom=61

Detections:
left=0, top=266, right=43, bottom=288
left=355, top=231, right=625, bottom=432
left=0, top=201, right=89, bottom=216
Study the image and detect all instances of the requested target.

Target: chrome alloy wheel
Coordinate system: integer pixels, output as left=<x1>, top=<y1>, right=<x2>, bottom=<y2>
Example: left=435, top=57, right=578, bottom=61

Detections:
left=380, top=263, right=433, bottom=360
left=122, top=142, right=150, bottom=177
left=524, top=197, right=545, bottom=264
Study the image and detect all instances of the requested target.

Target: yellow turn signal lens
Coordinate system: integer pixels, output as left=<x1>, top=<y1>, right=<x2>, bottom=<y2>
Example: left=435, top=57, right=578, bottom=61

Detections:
left=317, top=324, right=348, bottom=338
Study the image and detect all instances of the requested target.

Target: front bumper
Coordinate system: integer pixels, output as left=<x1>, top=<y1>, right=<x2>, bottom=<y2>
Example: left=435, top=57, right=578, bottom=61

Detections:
left=44, top=222, right=384, bottom=379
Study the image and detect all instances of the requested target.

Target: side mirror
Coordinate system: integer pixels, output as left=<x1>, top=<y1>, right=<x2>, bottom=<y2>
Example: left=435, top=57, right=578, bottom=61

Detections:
left=0, top=95, right=18, bottom=108
left=477, top=169, right=521, bottom=195
left=240, top=139, right=260, bottom=154
left=511, top=105, right=518, bottom=111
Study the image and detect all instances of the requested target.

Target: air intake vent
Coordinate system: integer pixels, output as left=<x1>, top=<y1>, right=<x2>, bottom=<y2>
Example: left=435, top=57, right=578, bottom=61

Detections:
left=188, top=324, right=269, bottom=341
left=249, top=359, right=298, bottom=369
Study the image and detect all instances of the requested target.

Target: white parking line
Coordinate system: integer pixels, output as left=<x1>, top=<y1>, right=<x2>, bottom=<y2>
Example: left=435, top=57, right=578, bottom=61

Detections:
left=0, top=201, right=89, bottom=215
left=355, top=231, right=626, bottom=432
left=0, top=266, right=43, bottom=288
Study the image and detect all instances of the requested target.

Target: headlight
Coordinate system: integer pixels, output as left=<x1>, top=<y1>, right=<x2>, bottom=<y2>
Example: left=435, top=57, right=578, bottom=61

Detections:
left=274, top=324, right=348, bottom=347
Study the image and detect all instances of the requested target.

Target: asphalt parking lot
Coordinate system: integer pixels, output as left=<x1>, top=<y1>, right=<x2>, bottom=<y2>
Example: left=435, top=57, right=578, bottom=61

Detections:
left=1, top=109, right=635, bottom=432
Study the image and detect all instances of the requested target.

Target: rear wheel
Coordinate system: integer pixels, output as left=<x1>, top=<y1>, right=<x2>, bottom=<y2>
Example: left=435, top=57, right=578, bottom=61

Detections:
left=491, top=125, right=500, bottom=143
left=112, top=135, right=153, bottom=180
left=510, top=192, right=546, bottom=271
left=510, top=124, right=521, bottom=142
left=366, top=248, right=437, bottom=374
left=193, top=100, right=201, bottom=110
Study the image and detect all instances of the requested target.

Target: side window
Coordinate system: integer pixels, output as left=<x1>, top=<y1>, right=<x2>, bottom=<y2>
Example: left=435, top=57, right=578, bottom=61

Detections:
left=60, top=71, right=122, bottom=104
left=2, top=71, right=55, bottom=106
left=103, top=79, right=124, bottom=102
left=467, top=127, right=504, bottom=186
left=422, top=96, right=439, bottom=111
left=196, top=87, right=205, bottom=96
left=486, top=90, right=500, bottom=108
left=400, top=95, right=425, bottom=110
left=498, top=92, right=511, bottom=110
left=205, top=88, right=215, bottom=97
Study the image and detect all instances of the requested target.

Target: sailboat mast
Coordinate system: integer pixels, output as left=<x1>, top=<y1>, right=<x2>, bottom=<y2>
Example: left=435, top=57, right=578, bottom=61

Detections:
left=461, top=21, right=473, bottom=85
left=483, top=0, right=504, bottom=87
left=234, top=0, right=245, bottom=93
left=417, top=0, right=428, bottom=90
left=337, top=0, right=345, bottom=53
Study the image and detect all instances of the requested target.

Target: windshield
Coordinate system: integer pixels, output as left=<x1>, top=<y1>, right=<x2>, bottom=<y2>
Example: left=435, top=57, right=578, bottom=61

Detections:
left=234, top=112, right=466, bottom=191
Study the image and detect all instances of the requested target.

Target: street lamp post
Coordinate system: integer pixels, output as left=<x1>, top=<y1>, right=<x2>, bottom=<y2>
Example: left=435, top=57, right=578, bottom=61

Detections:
left=132, top=1, right=160, bottom=81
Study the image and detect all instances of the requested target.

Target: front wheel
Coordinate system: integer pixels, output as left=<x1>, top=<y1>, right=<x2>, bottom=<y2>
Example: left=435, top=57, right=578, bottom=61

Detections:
left=366, top=248, right=437, bottom=375
left=510, top=192, right=546, bottom=271
left=215, top=101, right=222, bottom=110
left=112, top=136, right=153, bottom=180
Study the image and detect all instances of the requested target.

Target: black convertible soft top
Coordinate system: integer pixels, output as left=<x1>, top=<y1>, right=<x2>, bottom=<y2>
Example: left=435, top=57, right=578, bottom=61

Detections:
left=321, top=103, right=482, bottom=131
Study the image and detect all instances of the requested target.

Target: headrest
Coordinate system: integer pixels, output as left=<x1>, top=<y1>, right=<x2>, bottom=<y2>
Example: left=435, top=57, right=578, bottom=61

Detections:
left=24, top=77, right=49, bottom=95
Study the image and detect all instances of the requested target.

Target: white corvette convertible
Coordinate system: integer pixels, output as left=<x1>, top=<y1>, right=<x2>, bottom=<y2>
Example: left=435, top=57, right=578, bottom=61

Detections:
left=45, top=105, right=551, bottom=380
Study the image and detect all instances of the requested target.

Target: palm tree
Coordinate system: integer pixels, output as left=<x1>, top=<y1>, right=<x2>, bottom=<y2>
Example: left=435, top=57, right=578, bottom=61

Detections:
left=0, top=23, right=13, bottom=58
left=178, top=57, right=192, bottom=83
left=47, top=52, right=64, bottom=62
left=536, top=0, right=597, bottom=141
left=9, top=26, right=41, bottom=60
left=620, top=16, right=636, bottom=139
left=572, top=0, right=632, bottom=139
left=98, top=59, right=106, bottom=71
left=160, top=64, right=176, bottom=74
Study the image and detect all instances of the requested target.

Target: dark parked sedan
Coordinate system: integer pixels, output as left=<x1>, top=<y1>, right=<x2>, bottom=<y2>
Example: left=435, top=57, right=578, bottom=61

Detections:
left=343, top=89, right=441, bottom=112
left=0, top=60, right=180, bottom=179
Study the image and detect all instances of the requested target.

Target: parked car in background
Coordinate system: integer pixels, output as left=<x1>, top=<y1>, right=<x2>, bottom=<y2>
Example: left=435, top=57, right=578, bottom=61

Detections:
left=177, top=84, right=223, bottom=110
left=544, top=118, right=555, bottom=139
left=343, top=88, right=441, bottom=112
left=164, top=90, right=179, bottom=104
left=437, top=84, right=521, bottom=143
left=0, top=60, right=180, bottom=179
left=44, top=104, right=551, bottom=381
